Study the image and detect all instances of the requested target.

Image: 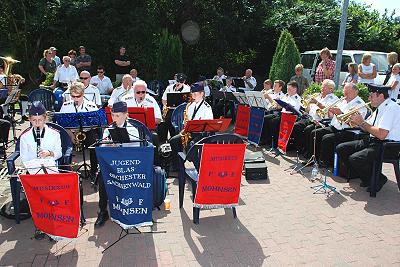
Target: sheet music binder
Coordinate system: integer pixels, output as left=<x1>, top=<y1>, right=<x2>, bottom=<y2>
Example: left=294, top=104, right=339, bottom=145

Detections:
left=167, top=92, right=191, bottom=108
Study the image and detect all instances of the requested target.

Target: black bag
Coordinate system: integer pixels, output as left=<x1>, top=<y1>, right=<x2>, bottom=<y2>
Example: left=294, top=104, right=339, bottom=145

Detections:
left=0, top=199, right=31, bottom=220
left=153, top=166, right=167, bottom=209
left=244, top=151, right=268, bottom=180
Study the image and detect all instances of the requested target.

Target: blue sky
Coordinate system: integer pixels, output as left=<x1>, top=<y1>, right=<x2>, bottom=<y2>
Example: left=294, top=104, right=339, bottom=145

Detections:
left=353, top=0, right=400, bottom=16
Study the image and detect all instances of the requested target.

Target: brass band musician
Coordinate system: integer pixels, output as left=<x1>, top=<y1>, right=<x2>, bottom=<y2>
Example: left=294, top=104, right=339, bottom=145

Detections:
left=108, top=74, right=133, bottom=107
left=337, top=84, right=400, bottom=192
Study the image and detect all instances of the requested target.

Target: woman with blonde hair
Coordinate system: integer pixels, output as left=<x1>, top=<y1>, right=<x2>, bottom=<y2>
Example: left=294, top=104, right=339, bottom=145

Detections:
left=358, top=53, right=377, bottom=84
left=384, top=52, right=398, bottom=84
left=342, top=62, right=358, bottom=85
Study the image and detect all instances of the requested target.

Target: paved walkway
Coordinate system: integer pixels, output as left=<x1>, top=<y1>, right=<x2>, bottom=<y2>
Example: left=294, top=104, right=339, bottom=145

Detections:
left=0, top=123, right=399, bottom=266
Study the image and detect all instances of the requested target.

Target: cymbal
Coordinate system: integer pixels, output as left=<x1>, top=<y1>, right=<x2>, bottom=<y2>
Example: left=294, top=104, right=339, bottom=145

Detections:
left=0, top=56, right=21, bottom=63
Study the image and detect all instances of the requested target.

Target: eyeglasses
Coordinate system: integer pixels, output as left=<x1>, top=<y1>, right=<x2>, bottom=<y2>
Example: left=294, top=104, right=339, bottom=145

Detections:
left=71, top=94, right=83, bottom=98
left=80, top=77, right=89, bottom=80
left=97, top=71, right=104, bottom=74
left=136, top=91, right=146, bottom=95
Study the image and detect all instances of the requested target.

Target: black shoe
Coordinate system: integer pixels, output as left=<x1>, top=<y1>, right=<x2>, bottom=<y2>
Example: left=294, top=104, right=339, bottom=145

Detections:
left=367, top=175, right=388, bottom=193
left=359, top=181, right=369, bottom=187
left=22, top=115, right=29, bottom=121
left=34, top=230, right=46, bottom=240
left=94, top=212, right=109, bottom=228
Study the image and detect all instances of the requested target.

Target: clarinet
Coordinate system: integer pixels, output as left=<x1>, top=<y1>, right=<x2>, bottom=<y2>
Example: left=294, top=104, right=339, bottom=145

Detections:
left=36, top=127, right=41, bottom=158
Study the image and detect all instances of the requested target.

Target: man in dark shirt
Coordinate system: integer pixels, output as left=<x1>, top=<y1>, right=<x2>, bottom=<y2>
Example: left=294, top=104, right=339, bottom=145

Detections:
left=114, top=46, right=131, bottom=83
left=75, top=46, right=92, bottom=73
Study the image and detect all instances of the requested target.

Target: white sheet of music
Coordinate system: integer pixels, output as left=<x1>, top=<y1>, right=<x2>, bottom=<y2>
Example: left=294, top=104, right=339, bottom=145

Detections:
left=23, top=158, right=59, bottom=175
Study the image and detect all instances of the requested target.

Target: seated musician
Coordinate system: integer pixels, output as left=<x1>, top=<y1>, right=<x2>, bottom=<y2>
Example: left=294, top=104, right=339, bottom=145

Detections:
left=261, top=81, right=301, bottom=147
left=292, top=79, right=338, bottom=154
left=336, top=84, right=400, bottom=192
left=159, top=73, right=190, bottom=143
left=60, top=81, right=99, bottom=177
left=95, top=101, right=139, bottom=227
left=63, top=71, right=101, bottom=107
left=213, top=76, right=236, bottom=118
left=169, top=83, right=213, bottom=166
left=262, top=79, right=285, bottom=105
left=121, top=80, right=162, bottom=125
left=261, top=79, right=273, bottom=94
left=20, top=101, right=62, bottom=165
left=212, top=66, right=226, bottom=82
left=20, top=101, right=62, bottom=240
left=108, top=74, right=133, bottom=107
left=240, top=69, right=257, bottom=92
left=304, top=82, right=368, bottom=166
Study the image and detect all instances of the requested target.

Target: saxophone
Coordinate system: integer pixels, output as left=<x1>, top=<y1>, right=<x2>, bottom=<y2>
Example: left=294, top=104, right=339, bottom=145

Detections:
left=180, top=102, right=191, bottom=148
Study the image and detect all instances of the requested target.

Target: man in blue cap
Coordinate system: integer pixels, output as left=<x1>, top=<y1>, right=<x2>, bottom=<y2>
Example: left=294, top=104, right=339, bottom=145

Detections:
left=337, top=84, right=400, bottom=192
left=94, top=101, right=139, bottom=228
left=20, top=101, right=62, bottom=164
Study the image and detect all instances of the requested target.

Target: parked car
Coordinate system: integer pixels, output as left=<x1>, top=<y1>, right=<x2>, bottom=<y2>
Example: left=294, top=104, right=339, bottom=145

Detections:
left=301, top=50, right=388, bottom=86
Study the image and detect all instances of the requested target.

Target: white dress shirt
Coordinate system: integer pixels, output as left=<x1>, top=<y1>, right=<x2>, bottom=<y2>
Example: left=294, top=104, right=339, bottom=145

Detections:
left=121, top=93, right=162, bottom=120
left=90, top=75, right=113, bottom=95
left=53, top=64, right=79, bottom=84
left=331, top=96, right=367, bottom=130
left=366, top=98, right=400, bottom=141
left=308, top=93, right=339, bottom=120
left=109, top=85, right=133, bottom=106
left=187, top=99, right=213, bottom=120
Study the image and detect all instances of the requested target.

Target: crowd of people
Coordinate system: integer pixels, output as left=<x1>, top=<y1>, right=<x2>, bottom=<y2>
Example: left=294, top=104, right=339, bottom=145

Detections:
left=0, top=45, right=399, bottom=239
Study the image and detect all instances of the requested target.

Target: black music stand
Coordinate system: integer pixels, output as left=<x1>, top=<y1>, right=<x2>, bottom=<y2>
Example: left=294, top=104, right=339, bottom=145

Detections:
left=213, top=91, right=237, bottom=117
left=167, top=92, right=191, bottom=108
left=232, top=78, right=245, bottom=92
left=3, top=89, right=21, bottom=141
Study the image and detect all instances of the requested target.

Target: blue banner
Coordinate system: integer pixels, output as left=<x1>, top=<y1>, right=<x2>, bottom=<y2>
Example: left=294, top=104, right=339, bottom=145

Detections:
left=247, top=107, right=265, bottom=145
left=96, top=144, right=154, bottom=229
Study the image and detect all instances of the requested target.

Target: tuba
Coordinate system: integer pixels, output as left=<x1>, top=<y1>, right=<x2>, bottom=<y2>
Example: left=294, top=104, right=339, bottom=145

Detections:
left=0, top=56, right=23, bottom=90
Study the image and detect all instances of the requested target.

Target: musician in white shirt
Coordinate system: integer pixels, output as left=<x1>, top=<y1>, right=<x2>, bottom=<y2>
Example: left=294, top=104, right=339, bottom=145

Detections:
left=240, top=69, right=257, bottom=91
left=108, top=74, right=133, bottom=107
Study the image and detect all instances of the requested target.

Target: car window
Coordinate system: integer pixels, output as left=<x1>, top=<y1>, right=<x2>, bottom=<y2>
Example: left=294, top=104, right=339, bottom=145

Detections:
left=341, top=56, right=352, bottom=72
left=301, top=54, right=316, bottom=69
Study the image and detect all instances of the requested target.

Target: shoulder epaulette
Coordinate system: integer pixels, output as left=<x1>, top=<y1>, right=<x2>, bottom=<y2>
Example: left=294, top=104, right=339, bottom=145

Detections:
left=204, top=101, right=211, bottom=107
left=87, top=103, right=97, bottom=108
left=63, top=100, right=74, bottom=106
left=124, top=96, right=134, bottom=100
left=47, top=125, right=60, bottom=133
left=145, top=97, right=153, bottom=103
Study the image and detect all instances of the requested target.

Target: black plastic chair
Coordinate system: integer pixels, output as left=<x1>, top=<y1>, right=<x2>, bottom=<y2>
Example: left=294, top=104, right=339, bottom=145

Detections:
left=7, top=122, right=73, bottom=223
left=369, top=141, right=400, bottom=197
left=171, top=102, right=186, bottom=136
left=0, top=119, right=11, bottom=159
left=127, top=118, right=153, bottom=144
left=178, top=133, right=244, bottom=224
left=28, top=88, right=55, bottom=112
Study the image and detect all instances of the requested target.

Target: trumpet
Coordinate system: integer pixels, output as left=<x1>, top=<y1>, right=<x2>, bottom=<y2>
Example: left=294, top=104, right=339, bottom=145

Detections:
left=301, top=93, right=320, bottom=108
left=336, top=102, right=372, bottom=126
left=316, top=96, right=345, bottom=118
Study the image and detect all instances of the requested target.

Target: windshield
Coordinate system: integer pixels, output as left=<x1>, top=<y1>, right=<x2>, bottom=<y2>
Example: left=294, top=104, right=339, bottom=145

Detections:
left=353, top=53, right=388, bottom=73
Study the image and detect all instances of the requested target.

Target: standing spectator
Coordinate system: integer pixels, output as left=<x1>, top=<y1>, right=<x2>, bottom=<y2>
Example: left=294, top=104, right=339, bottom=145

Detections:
left=314, top=47, right=336, bottom=83
left=342, top=63, right=359, bottom=86
left=37, top=49, right=56, bottom=84
left=240, top=69, right=257, bottom=91
left=49, top=47, right=61, bottom=67
left=213, top=67, right=227, bottom=82
left=358, top=53, right=377, bottom=85
left=75, top=46, right=92, bottom=73
left=51, top=56, right=79, bottom=89
left=129, top=68, right=141, bottom=83
left=290, top=64, right=309, bottom=96
left=114, top=46, right=131, bottom=83
left=68, top=50, right=77, bottom=66
left=383, top=52, right=398, bottom=85
left=385, top=63, right=400, bottom=101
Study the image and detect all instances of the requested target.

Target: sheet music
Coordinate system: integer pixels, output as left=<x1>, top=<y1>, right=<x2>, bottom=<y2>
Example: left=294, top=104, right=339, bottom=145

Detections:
left=23, top=158, right=59, bottom=174
left=245, top=91, right=269, bottom=109
left=233, top=92, right=249, bottom=105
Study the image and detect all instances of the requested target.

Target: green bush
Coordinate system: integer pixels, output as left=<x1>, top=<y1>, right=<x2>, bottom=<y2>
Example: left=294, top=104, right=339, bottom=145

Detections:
left=41, top=72, right=54, bottom=86
left=156, top=29, right=183, bottom=83
left=268, top=29, right=300, bottom=85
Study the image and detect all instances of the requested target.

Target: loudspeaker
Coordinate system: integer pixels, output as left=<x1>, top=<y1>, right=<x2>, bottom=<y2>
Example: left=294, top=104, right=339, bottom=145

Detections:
left=244, top=151, right=268, bottom=180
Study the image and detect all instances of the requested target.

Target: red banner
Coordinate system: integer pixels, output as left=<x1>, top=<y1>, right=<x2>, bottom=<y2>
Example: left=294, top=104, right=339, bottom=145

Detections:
left=20, top=173, right=80, bottom=239
left=234, top=105, right=250, bottom=137
left=194, top=144, right=246, bottom=208
left=278, top=112, right=297, bottom=153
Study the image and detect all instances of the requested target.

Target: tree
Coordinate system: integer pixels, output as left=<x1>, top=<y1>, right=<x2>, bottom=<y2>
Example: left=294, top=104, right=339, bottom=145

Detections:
left=269, top=29, right=300, bottom=85
left=156, top=29, right=183, bottom=83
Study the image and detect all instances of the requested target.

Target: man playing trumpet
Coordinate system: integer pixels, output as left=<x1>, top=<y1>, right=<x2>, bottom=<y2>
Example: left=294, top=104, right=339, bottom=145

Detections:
left=305, top=82, right=368, bottom=166
left=337, top=84, right=400, bottom=192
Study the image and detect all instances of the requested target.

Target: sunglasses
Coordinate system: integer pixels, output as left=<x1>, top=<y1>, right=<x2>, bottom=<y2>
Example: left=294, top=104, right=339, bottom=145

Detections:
left=71, top=94, right=83, bottom=98
left=97, top=71, right=104, bottom=74
left=80, top=77, right=89, bottom=80
left=136, top=91, right=146, bottom=95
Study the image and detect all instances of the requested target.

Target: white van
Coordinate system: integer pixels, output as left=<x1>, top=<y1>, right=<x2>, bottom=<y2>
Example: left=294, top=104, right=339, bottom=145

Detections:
left=301, top=50, right=388, bottom=85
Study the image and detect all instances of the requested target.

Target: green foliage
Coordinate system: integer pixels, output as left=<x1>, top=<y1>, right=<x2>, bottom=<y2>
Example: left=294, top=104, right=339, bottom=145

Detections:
left=156, top=29, right=183, bottom=83
left=269, top=29, right=300, bottom=84
left=112, top=80, right=121, bottom=88
left=303, top=82, right=322, bottom=97
left=41, top=73, right=54, bottom=86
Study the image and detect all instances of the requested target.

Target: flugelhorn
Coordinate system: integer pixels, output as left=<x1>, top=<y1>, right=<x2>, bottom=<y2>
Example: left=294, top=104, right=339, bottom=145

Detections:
left=316, top=96, right=345, bottom=118
left=336, top=102, right=372, bottom=126
left=301, top=93, right=320, bottom=109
